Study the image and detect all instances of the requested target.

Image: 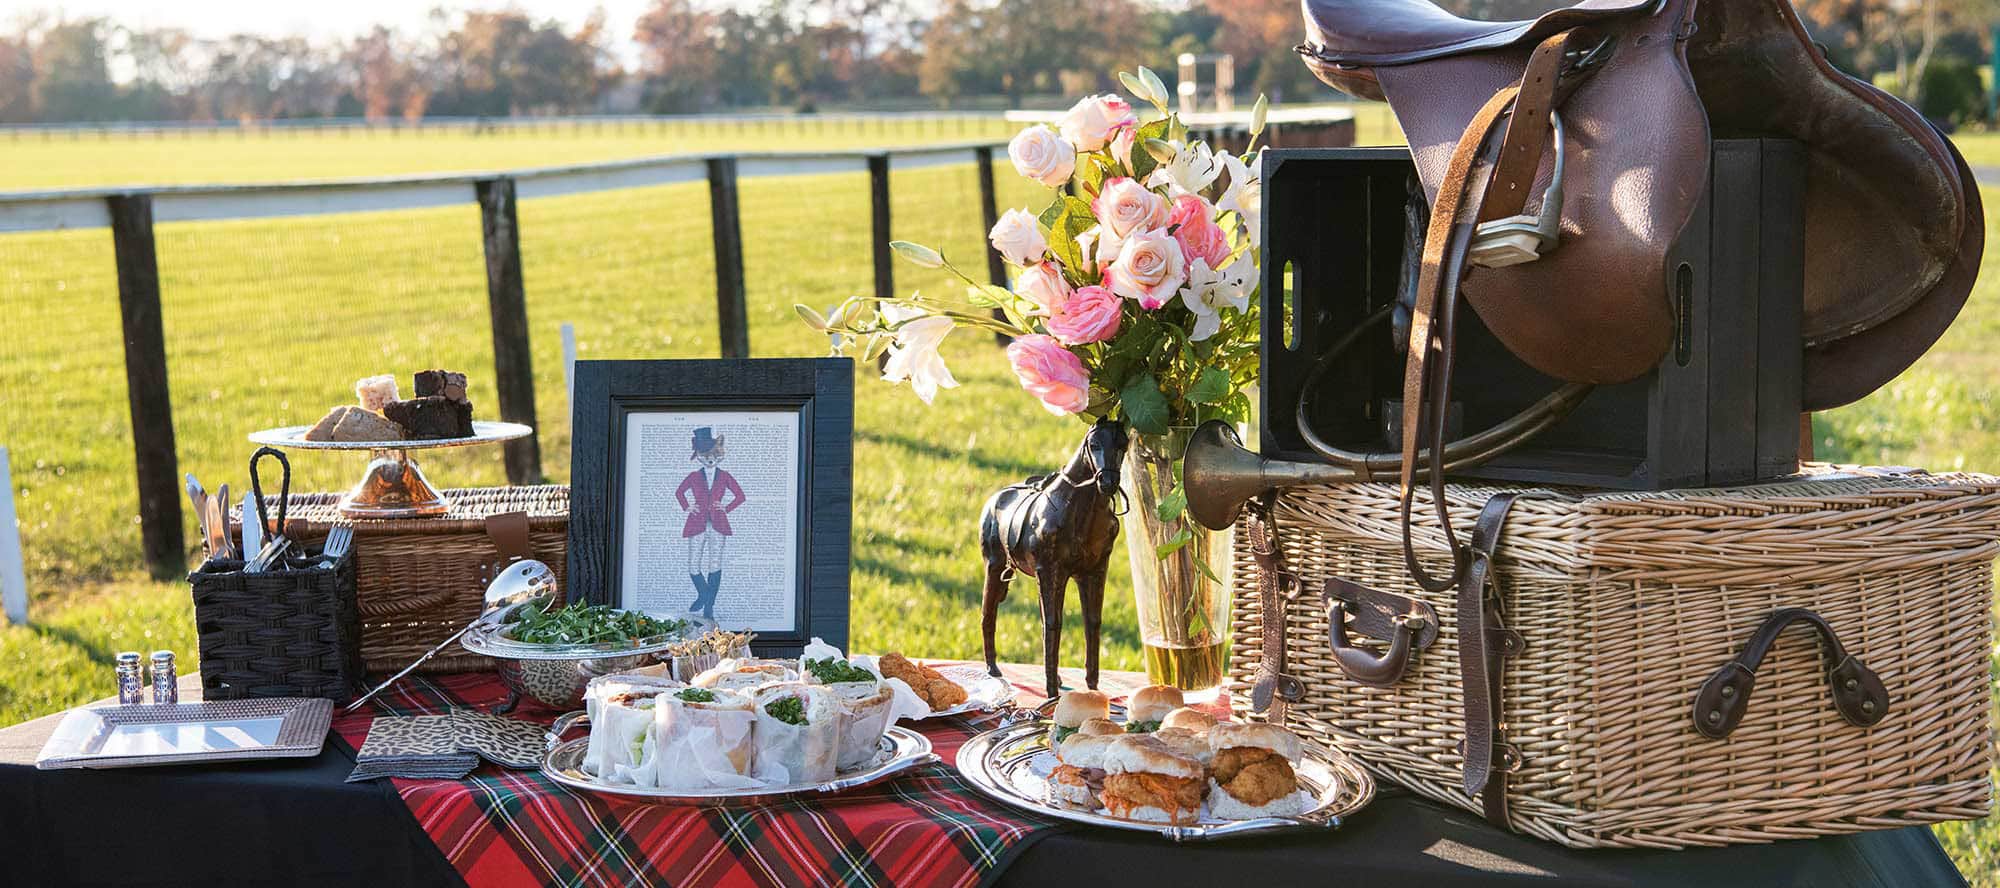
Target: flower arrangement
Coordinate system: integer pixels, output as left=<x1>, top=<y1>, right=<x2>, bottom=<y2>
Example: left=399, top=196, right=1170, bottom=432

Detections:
left=799, top=68, right=1266, bottom=692
left=797, top=67, right=1266, bottom=452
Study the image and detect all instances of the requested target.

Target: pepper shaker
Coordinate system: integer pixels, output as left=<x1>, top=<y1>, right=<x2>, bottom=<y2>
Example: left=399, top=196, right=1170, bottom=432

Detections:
left=149, top=651, right=178, bottom=704
left=115, top=652, right=144, bottom=705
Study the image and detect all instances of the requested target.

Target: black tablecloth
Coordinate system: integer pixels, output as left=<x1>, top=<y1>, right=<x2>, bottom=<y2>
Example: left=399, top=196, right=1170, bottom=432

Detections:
left=0, top=687, right=1967, bottom=888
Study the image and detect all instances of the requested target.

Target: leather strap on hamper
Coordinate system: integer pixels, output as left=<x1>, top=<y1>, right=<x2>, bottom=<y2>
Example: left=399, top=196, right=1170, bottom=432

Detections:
left=1692, top=608, right=1890, bottom=740
left=1246, top=500, right=1305, bottom=725
left=484, top=512, right=536, bottom=575
left=1458, top=492, right=1539, bottom=827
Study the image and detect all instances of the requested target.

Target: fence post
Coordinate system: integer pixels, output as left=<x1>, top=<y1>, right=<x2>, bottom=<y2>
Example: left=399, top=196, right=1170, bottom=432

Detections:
left=868, top=153, right=893, bottom=303
left=707, top=157, right=750, bottom=359
left=474, top=177, right=545, bottom=485
left=0, top=446, right=27, bottom=625
left=106, top=194, right=185, bottom=580
left=975, top=146, right=1011, bottom=345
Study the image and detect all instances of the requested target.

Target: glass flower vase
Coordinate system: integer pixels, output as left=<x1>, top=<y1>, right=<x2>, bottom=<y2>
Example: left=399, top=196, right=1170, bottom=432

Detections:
left=1120, top=427, right=1233, bottom=702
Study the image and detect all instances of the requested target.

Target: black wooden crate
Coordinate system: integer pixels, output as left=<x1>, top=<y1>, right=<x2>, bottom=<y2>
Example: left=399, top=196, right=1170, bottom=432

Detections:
left=1258, top=141, right=1805, bottom=490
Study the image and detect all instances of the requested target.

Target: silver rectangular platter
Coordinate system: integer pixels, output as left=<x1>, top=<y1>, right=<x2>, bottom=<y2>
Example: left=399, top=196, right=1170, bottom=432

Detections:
left=954, top=720, right=1375, bottom=841
left=36, top=697, right=334, bottom=770
left=542, top=725, right=936, bottom=805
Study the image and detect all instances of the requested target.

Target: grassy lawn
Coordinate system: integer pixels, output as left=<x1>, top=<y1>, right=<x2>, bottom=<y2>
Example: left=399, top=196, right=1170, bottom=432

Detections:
left=0, top=108, right=1995, bottom=880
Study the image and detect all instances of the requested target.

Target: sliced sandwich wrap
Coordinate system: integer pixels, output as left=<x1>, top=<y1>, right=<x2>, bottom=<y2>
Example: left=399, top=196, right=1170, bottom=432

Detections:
left=653, top=686, right=761, bottom=791
left=751, top=683, right=840, bottom=785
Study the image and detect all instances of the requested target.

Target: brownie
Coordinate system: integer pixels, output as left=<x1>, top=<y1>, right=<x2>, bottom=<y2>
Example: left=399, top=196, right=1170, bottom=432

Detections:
left=413, top=369, right=468, bottom=402
left=382, top=396, right=473, bottom=440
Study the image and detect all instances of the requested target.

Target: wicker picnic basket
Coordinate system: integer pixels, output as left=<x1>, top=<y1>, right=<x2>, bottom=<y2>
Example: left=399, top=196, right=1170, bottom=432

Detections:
left=234, top=485, right=570, bottom=675
left=1229, top=468, right=1999, bottom=849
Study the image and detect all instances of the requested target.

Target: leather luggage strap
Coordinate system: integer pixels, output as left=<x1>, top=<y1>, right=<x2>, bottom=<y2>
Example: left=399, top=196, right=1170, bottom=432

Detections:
left=1458, top=491, right=1545, bottom=827
left=1246, top=501, right=1304, bottom=724
left=1398, top=32, right=1572, bottom=595
left=484, top=511, right=535, bottom=569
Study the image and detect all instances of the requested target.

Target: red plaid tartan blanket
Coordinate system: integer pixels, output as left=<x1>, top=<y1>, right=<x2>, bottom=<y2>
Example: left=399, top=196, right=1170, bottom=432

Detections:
left=332, top=664, right=1153, bottom=888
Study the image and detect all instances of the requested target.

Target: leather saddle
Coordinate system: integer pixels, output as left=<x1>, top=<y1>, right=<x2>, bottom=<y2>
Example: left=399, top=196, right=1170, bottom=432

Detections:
left=1297, top=0, right=1983, bottom=592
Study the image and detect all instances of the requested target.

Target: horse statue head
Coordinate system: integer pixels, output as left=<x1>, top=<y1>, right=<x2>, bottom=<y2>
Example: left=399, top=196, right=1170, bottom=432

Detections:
left=1083, top=419, right=1130, bottom=498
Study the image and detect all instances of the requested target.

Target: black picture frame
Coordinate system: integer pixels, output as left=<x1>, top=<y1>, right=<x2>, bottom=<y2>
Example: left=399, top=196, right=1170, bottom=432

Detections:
left=568, top=358, right=853, bottom=657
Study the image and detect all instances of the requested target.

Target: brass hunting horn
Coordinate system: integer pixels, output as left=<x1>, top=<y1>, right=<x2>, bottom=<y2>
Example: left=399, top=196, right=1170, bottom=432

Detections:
left=1183, top=307, right=1592, bottom=531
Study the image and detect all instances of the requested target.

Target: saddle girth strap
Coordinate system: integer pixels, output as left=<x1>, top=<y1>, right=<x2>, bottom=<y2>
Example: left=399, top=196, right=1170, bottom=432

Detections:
left=1458, top=491, right=1542, bottom=828
left=1398, top=31, right=1574, bottom=595
left=1245, top=501, right=1302, bottom=725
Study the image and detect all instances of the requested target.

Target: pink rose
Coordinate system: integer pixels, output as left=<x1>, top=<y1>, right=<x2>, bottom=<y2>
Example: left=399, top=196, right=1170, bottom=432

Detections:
left=1008, top=126, right=1076, bottom=188
left=1105, top=229, right=1187, bottom=310
left=1091, top=177, right=1169, bottom=238
left=1167, top=194, right=1230, bottom=267
left=1006, top=334, right=1091, bottom=416
left=1108, top=122, right=1138, bottom=172
left=1013, top=261, right=1072, bottom=316
left=1045, top=285, right=1123, bottom=345
left=1059, top=94, right=1137, bottom=152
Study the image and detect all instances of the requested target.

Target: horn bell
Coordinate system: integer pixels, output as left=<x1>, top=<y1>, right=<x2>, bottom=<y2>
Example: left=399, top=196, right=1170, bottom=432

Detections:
left=1183, top=420, right=1358, bottom=531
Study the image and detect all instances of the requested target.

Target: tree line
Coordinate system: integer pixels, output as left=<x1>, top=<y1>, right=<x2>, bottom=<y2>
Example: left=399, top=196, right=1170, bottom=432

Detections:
left=0, top=0, right=1992, bottom=125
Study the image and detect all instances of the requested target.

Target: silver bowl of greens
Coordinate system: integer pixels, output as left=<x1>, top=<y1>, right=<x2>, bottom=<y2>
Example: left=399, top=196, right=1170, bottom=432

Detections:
left=462, top=602, right=711, bottom=712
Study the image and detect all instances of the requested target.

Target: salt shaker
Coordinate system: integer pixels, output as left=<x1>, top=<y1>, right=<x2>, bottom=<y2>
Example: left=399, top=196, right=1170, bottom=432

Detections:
left=115, top=652, right=144, bottom=705
left=149, top=650, right=178, bottom=704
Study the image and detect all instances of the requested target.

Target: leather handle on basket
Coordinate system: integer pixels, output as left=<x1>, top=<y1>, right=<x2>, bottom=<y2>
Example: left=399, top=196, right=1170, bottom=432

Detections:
left=1692, top=608, right=1889, bottom=740
left=1328, top=600, right=1427, bottom=688
left=483, top=512, right=535, bottom=579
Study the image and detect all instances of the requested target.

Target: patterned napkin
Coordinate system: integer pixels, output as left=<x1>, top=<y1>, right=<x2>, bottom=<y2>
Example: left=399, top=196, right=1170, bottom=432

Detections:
left=450, top=709, right=547, bottom=769
left=346, top=714, right=480, bottom=782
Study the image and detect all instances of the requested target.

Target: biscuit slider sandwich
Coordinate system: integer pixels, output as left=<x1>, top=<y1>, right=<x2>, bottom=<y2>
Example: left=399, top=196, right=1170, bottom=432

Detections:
left=1207, top=722, right=1308, bottom=819
left=1048, top=689, right=1110, bottom=747
left=1048, top=732, right=1119, bottom=809
left=1100, top=734, right=1204, bottom=824
left=1123, top=686, right=1184, bottom=733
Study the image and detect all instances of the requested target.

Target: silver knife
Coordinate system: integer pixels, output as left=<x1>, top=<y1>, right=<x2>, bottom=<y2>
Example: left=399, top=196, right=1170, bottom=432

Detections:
left=240, top=490, right=262, bottom=564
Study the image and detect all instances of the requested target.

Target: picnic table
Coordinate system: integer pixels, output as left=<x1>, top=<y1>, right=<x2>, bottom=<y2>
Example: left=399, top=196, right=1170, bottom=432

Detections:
left=0, top=665, right=1966, bottom=888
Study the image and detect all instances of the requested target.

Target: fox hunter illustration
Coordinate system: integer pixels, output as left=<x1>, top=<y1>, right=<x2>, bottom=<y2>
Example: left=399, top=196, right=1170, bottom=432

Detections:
left=676, top=427, right=745, bottom=620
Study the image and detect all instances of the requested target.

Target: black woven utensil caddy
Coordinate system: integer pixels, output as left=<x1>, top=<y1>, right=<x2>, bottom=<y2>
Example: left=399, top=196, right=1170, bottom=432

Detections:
left=188, top=548, right=362, bottom=701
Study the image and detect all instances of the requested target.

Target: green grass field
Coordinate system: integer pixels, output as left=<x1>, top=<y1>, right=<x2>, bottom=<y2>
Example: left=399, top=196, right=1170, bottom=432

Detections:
left=0, top=109, right=1996, bottom=881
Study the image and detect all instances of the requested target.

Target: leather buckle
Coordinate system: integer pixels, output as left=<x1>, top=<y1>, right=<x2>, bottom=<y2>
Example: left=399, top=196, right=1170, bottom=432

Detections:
left=1457, top=739, right=1522, bottom=773
left=1278, top=572, right=1304, bottom=601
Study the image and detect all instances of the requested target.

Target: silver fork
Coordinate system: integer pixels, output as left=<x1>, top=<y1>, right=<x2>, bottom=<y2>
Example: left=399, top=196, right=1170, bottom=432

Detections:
left=318, top=525, right=353, bottom=569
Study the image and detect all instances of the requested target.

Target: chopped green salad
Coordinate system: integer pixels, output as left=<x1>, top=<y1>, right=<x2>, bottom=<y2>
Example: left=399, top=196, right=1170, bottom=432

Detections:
left=1124, top=720, right=1161, bottom=734
left=503, top=602, right=687, bottom=646
left=765, top=695, right=808, bottom=726
left=675, top=688, right=716, bottom=703
left=804, top=657, right=875, bottom=684
left=1051, top=725, right=1078, bottom=745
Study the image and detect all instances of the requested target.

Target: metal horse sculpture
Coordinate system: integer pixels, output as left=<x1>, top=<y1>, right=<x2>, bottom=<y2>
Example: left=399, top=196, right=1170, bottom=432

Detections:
left=980, top=419, right=1130, bottom=698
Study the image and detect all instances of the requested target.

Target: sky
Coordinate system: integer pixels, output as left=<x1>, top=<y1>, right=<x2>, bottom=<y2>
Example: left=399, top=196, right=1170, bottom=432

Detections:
left=7, top=1, right=660, bottom=65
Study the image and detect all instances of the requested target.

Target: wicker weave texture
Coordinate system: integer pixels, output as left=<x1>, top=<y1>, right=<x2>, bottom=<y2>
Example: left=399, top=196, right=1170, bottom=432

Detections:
left=190, top=550, right=362, bottom=700
left=238, top=485, right=570, bottom=675
left=1230, top=470, right=1999, bottom=848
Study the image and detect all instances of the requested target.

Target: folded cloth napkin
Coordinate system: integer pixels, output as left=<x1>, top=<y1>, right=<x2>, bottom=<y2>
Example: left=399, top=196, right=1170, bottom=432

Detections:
left=451, top=709, right=548, bottom=769
left=346, top=715, right=482, bottom=783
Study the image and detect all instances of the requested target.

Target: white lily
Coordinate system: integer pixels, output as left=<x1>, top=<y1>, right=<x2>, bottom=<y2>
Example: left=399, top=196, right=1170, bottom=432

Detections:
left=1216, top=150, right=1263, bottom=248
left=1147, top=141, right=1221, bottom=198
left=879, top=304, right=959, bottom=404
left=1181, top=251, right=1255, bottom=342
left=1076, top=224, right=1125, bottom=271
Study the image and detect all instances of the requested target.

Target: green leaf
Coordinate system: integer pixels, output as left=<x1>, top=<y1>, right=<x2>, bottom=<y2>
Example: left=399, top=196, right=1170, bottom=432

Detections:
left=1043, top=194, right=1096, bottom=276
left=1129, top=117, right=1172, bottom=182
left=964, top=285, right=1003, bottom=308
left=1187, top=366, right=1230, bottom=404
left=891, top=241, right=945, bottom=268
left=794, top=303, right=828, bottom=332
left=1154, top=525, right=1193, bottom=560
left=1120, top=372, right=1171, bottom=437
left=1038, top=193, right=1067, bottom=229
left=1156, top=485, right=1187, bottom=523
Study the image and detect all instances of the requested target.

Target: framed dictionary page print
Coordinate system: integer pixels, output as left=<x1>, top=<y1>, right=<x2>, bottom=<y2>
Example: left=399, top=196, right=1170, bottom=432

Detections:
left=568, top=358, right=852, bottom=656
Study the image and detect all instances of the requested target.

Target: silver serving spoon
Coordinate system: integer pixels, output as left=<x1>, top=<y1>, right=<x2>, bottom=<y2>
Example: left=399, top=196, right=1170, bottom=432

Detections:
left=344, top=559, right=558, bottom=713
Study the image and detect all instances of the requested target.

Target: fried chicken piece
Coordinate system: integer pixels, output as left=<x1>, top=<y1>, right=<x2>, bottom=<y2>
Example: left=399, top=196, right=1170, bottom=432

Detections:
left=1102, top=773, right=1203, bottom=823
left=877, top=652, right=968, bottom=710
left=1211, top=747, right=1298, bottom=807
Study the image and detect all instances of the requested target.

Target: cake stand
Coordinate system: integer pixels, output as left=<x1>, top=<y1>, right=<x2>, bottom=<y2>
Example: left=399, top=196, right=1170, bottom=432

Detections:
left=248, top=421, right=533, bottom=519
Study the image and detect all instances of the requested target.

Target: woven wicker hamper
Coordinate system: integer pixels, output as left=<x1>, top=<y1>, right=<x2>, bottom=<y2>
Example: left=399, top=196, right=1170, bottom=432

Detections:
left=1229, top=469, right=1999, bottom=849
left=233, top=485, right=570, bottom=675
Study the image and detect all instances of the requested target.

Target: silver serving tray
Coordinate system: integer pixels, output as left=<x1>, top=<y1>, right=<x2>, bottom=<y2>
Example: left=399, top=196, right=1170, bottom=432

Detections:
left=35, top=698, right=333, bottom=770
left=955, top=720, right=1375, bottom=841
left=248, top=420, right=532, bottom=452
left=542, top=725, right=936, bottom=805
